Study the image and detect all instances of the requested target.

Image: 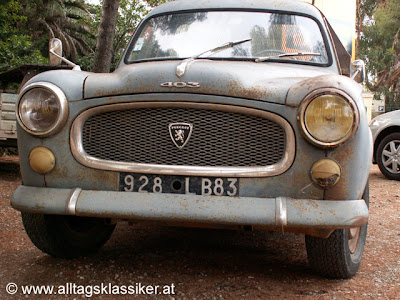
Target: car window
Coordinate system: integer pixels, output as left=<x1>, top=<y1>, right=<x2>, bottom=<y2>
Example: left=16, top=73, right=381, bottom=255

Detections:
left=126, top=11, right=329, bottom=65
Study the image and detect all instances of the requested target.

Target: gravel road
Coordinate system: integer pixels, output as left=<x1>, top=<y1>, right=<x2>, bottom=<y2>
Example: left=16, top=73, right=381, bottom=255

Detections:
left=0, top=160, right=399, bottom=299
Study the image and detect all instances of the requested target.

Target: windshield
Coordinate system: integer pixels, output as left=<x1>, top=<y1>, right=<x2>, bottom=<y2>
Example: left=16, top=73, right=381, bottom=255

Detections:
left=126, top=11, right=329, bottom=65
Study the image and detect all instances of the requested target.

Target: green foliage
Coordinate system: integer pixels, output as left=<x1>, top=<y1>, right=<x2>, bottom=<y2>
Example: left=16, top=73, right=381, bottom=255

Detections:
left=359, top=0, right=400, bottom=109
left=0, top=0, right=25, bottom=34
left=358, top=0, right=378, bottom=22
left=77, top=52, right=95, bottom=71
left=0, top=35, right=48, bottom=72
left=111, top=0, right=150, bottom=69
left=110, top=0, right=169, bottom=70
left=146, top=0, right=170, bottom=7
left=20, top=0, right=94, bottom=61
left=0, top=0, right=94, bottom=72
left=0, top=0, right=48, bottom=72
left=374, top=0, right=400, bottom=37
left=80, top=0, right=168, bottom=71
left=0, top=0, right=171, bottom=73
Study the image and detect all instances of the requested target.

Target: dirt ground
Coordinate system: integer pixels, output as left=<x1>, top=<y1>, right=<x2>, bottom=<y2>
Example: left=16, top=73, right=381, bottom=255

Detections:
left=0, top=159, right=399, bottom=299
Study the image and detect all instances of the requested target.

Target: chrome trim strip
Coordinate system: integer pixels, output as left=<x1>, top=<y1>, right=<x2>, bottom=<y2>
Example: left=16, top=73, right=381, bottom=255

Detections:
left=16, top=82, right=69, bottom=137
left=66, top=188, right=82, bottom=215
left=275, top=197, right=287, bottom=226
left=70, top=102, right=295, bottom=177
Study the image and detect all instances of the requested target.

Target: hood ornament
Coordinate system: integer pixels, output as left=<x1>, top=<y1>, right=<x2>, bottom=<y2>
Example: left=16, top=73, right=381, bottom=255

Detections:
left=169, top=123, right=193, bottom=149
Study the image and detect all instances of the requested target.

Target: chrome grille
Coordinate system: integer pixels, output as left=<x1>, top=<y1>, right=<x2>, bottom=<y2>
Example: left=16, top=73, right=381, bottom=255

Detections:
left=81, top=105, right=286, bottom=167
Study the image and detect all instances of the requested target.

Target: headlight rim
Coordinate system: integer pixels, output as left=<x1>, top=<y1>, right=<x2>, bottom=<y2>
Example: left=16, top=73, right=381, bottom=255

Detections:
left=298, top=89, right=360, bottom=148
left=16, top=82, right=68, bottom=137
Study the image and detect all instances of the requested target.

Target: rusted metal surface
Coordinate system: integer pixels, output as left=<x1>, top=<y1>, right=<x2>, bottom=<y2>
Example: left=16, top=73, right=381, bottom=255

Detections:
left=325, top=97, right=372, bottom=201
left=11, top=186, right=369, bottom=231
left=21, top=70, right=89, bottom=101
left=284, top=73, right=372, bottom=201
left=286, top=74, right=363, bottom=107
left=16, top=128, right=45, bottom=187
left=11, top=185, right=71, bottom=214
left=84, top=61, right=335, bottom=102
left=34, top=104, right=119, bottom=190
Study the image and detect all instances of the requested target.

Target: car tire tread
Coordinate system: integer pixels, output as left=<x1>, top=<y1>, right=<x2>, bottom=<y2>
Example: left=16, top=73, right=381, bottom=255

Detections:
left=305, top=183, right=369, bottom=279
left=376, top=132, right=400, bottom=180
left=21, top=212, right=115, bottom=258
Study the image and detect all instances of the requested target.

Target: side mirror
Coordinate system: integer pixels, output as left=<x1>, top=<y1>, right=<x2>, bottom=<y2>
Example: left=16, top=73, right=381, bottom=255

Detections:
left=49, top=38, right=63, bottom=66
left=351, top=60, right=366, bottom=84
left=48, top=38, right=81, bottom=71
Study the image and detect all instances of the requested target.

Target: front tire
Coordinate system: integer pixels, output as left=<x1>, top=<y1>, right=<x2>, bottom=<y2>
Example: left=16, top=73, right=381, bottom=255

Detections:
left=376, top=132, right=400, bottom=180
left=305, top=184, right=369, bottom=279
left=22, top=213, right=116, bottom=258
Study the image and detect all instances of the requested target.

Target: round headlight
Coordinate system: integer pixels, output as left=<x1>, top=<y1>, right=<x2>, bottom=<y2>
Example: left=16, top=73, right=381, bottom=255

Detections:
left=299, top=90, right=359, bottom=147
left=17, top=82, right=68, bottom=136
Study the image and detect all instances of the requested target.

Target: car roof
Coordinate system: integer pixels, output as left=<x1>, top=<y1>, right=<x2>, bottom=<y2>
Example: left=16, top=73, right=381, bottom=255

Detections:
left=148, top=0, right=323, bottom=19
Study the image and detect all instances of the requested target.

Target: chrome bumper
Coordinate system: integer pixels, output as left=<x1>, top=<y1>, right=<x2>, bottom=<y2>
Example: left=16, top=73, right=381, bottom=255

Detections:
left=11, top=186, right=368, bottom=229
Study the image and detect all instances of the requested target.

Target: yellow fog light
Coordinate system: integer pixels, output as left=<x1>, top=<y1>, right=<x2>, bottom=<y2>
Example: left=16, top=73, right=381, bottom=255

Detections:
left=29, top=147, right=55, bottom=174
left=311, top=159, right=341, bottom=189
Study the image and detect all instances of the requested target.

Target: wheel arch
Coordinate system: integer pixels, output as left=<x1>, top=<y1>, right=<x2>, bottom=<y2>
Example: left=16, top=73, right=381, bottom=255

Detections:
left=374, top=126, right=400, bottom=163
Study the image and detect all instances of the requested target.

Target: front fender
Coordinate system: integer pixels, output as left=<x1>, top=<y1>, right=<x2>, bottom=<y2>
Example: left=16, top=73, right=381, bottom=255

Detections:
left=286, top=74, right=363, bottom=109
left=286, top=74, right=371, bottom=200
left=22, top=70, right=90, bottom=101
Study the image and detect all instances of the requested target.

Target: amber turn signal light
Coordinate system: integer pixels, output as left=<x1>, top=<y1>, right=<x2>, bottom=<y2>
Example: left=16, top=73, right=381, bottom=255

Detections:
left=29, top=147, right=55, bottom=174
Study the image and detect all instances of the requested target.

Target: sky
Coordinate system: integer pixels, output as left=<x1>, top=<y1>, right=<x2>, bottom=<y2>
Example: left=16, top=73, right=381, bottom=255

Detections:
left=85, top=0, right=100, bottom=5
left=302, top=0, right=357, bottom=58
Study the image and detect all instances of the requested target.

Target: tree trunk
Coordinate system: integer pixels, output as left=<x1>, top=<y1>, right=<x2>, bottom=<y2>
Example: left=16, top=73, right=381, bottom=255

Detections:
left=92, top=0, right=120, bottom=73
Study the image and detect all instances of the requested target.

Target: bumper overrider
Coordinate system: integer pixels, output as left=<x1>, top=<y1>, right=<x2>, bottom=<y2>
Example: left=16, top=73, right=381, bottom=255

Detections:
left=11, top=186, right=368, bottom=231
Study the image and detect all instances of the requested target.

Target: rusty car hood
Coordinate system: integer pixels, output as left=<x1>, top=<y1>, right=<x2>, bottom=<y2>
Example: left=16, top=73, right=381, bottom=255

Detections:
left=84, top=60, right=334, bottom=104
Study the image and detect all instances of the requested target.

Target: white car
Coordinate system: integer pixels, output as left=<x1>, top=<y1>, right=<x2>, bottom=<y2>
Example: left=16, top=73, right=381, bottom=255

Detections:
left=370, top=110, right=400, bottom=180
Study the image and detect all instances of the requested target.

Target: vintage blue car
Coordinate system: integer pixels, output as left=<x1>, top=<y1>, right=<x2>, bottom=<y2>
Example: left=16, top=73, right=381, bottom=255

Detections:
left=11, top=0, right=372, bottom=279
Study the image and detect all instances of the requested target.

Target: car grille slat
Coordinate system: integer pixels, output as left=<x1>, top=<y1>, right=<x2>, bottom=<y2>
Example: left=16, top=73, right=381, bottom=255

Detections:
left=82, top=106, right=286, bottom=167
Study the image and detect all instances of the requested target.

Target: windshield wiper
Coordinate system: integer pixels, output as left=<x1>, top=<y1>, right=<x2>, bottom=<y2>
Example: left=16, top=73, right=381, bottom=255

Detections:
left=255, top=52, right=321, bottom=63
left=176, top=38, right=252, bottom=78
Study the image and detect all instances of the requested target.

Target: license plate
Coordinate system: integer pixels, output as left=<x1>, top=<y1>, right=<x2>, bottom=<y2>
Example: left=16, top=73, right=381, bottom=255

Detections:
left=119, top=173, right=239, bottom=196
